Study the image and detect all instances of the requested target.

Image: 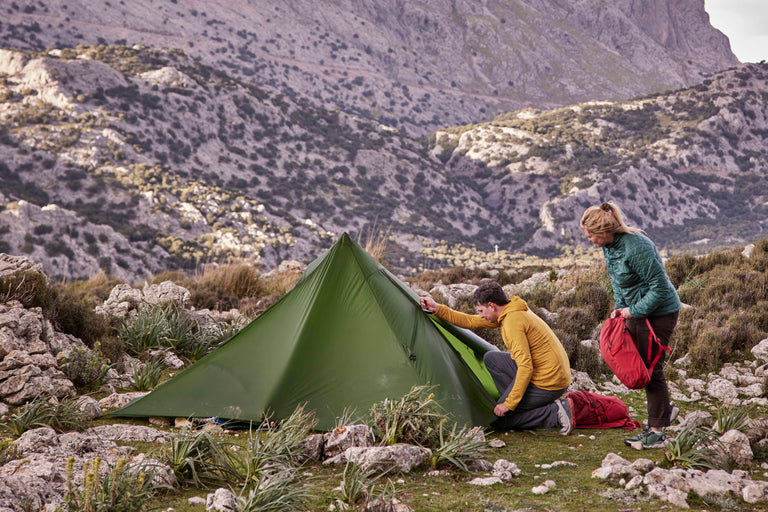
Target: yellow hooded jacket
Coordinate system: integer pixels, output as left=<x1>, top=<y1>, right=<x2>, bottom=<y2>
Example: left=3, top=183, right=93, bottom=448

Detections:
left=435, top=296, right=571, bottom=411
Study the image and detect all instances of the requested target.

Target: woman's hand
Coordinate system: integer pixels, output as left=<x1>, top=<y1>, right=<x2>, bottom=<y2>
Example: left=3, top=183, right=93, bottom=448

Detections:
left=611, top=307, right=632, bottom=319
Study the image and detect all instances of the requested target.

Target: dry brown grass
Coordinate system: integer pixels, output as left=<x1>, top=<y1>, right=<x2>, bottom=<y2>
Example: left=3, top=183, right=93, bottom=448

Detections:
left=357, top=224, right=391, bottom=264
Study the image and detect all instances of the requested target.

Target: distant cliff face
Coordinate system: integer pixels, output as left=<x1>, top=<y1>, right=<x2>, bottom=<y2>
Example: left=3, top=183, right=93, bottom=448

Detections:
left=0, top=0, right=738, bottom=135
left=0, top=2, right=755, bottom=282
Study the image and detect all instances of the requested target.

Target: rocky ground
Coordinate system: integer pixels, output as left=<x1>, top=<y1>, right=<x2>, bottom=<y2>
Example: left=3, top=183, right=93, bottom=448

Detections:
left=2, top=253, right=768, bottom=510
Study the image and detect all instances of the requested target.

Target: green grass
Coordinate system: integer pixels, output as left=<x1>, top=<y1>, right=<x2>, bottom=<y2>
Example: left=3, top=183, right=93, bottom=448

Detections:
left=68, top=386, right=764, bottom=512
left=126, top=394, right=768, bottom=512
left=138, top=426, right=725, bottom=512
left=92, top=387, right=768, bottom=512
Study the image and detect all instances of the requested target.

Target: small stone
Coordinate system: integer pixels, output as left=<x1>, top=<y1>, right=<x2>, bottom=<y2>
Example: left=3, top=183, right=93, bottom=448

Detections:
left=488, top=438, right=506, bottom=448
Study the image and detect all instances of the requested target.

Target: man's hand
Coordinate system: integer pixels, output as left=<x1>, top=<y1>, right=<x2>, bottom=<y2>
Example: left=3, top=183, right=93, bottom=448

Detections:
left=494, top=403, right=510, bottom=416
left=420, top=296, right=438, bottom=313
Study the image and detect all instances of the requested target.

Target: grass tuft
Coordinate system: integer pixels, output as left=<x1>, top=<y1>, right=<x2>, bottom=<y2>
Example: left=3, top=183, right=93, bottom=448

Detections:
left=369, top=385, right=446, bottom=447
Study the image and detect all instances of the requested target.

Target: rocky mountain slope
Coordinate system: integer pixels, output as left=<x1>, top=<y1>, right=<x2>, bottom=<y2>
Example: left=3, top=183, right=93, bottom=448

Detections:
left=433, top=62, right=768, bottom=255
left=0, top=1, right=761, bottom=282
left=0, top=43, right=766, bottom=282
left=1, top=0, right=738, bottom=136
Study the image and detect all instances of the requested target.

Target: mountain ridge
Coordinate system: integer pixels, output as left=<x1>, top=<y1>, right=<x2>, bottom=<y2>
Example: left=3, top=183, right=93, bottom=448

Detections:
left=1, top=0, right=738, bottom=135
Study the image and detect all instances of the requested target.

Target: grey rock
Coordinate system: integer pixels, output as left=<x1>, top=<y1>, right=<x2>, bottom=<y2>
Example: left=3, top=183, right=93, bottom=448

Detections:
left=363, top=496, right=415, bottom=512
left=299, top=433, right=324, bottom=462
left=467, top=459, right=493, bottom=472
left=676, top=410, right=712, bottom=430
left=631, top=458, right=655, bottom=473
left=743, top=481, right=768, bottom=504
left=751, top=338, right=768, bottom=364
left=569, top=370, right=598, bottom=392
left=646, top=481, right=690, bottom=508
left=149, top=349, right=186, bottom=370
left=128, top=454, right=176, bottom=489
left=86, top=424, right=170, bottom=443
left=95, top=284, right=143, bottom=319
left=717, top=429, right=753, bottom=467
left=142, top=280, right=191, bottom=307
left=427, top=283, right=476, bottom=309
left=686, top=469, right=745, bottom=499
left=492, top=459, right=521, bottom=480
left=206, top=488, right=236, bottom=512
left=643, top=467, right=690, bottom=492
left=277, top=260, right=306, bottom=273
left=0, top=363, right=75, bottom=405
left=0, top=252, right=46, bottom=279
left=322, top=424, right=374, bottom=459
left=591, top=453, right=640, bottom=480
left=0, top=301, right=46, bottom=359
left=468, top=476, right=503, bottom=486
left=329, top=445, right=426, bottom=473
left=706, top=378, right=739, bottom=404
left=76, top=395, right=102, bottom=420
left=98, top=391, right=150, bottom=411
left=13, top=427, right=59, bottom=454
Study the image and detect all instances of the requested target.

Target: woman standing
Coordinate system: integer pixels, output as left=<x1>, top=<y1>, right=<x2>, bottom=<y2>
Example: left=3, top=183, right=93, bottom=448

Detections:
left=580, top=202, right=680, bottom=448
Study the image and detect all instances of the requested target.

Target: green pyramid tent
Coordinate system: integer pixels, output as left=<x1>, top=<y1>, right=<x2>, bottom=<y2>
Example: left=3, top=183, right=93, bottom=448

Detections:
left=111, top=233, right=499, bottom=429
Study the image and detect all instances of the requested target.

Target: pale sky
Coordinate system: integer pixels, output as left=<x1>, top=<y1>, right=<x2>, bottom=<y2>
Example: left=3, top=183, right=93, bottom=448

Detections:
left=706, top=0, right=768, bottom=63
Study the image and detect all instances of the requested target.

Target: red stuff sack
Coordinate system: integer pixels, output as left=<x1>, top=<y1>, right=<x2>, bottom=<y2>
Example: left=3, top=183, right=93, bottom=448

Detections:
left=565, top=390, right=640, bottom=430
left=599, top=317, right=670, bottom=389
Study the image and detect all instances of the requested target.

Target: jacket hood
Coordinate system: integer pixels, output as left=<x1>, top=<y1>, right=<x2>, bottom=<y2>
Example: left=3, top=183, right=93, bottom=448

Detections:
left=502, top=296, right=528, bottom=315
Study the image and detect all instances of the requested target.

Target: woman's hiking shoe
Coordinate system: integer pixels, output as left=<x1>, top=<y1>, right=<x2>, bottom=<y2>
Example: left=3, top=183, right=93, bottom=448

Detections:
left=624, top=427, right=666, bottom=449
left=556, top=397, right=574, bottom=435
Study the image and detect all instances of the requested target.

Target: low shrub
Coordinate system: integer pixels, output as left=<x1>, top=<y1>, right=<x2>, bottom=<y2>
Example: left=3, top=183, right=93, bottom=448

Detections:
left=190, top=262, right=264, bottom=310
left=60, top=344, right=113, bottom=393
left=712, top=404, right=751, bottom=435
left=160, top=428, right=240, bottom=488
left=130, top=359, right=165, bottom=391
left=552, top=307, right=599, bottom=342
left=63, top=457, right=165, bottom=512
left=236, top=473, right=314, bottom=512
left=0, top=438, right=20, bottom=465
left=518, top=282, right=556, bottom=310
left=117, top=305, right=171, bottom=355
left=48, top=284, right=113, bottom=347
left=118, top=302, right=243, bottom=361
left=426, top=424, right=488, bottom=472
left=0, top=270, right=54, bottom=310
left=551, top=282, right=612, bottom=323
left=1, top=397, right=90, bottom=437
left=332, top=461, right=393, bottom=512
left=663, top=425, right=729, bottom=470
left=369, top=385, right=446, bottom=447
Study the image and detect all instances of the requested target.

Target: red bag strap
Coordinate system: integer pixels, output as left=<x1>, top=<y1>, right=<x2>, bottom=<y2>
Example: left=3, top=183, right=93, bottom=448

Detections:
left=644, top=318, right=671, bottom=372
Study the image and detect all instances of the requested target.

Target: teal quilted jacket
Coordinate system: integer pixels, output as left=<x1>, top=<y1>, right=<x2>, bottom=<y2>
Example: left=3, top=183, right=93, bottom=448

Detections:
left=603, top=233, right=681, bottom=318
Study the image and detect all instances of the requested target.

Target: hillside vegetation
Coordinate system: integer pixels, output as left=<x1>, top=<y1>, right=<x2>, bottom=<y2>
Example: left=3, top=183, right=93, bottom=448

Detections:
left=1, top=43, right=766, bottom=282
left=2, top=239, right=768, bottom=511
left=433, top=62, right=768, bottom=255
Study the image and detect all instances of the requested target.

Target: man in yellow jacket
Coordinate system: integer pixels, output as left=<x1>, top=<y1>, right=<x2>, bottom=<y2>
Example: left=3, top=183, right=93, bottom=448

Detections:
left=420, top=281, right=574, bottom=434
